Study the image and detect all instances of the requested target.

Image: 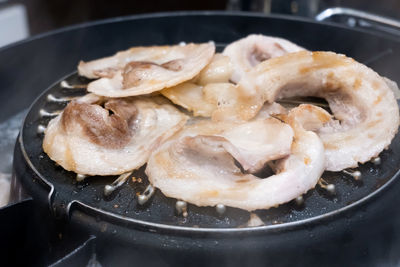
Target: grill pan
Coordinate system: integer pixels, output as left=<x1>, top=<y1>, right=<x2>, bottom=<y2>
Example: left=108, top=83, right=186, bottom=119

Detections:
left=8, top=11, right=400, bottom=266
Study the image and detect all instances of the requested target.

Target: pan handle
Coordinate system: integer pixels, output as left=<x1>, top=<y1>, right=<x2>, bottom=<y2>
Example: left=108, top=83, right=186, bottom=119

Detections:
left=315, top=7, right=400, bottom=36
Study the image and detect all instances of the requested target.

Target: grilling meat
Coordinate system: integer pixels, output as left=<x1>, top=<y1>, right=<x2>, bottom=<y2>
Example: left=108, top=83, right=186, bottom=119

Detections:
left=160, top=53, right=234, bottom=117
left=43, top=96, right=188, bottom=175
left=194, top=53, right=233, bottom=86
left=40, top=36, right=400, bottom=211
left=161, top=35, right=305, bottom=121
left=81, top=42, right=215, bottom=97
left=161, top=82, right=237, bottom=118
left=146, top=112, right=324, bottom=211
left=217, top=118, right=294, bottom=173
left=223, top=34, right=305, bottom=83
left=223, top=51, right=400, bottom=171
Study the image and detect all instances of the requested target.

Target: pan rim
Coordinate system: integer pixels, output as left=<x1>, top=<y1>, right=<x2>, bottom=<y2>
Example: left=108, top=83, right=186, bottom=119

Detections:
left=19, top=65, right=400, bottom=234
left=1, top=10, right=398, bottom=55
left=15, top=11, right=400, bottom=234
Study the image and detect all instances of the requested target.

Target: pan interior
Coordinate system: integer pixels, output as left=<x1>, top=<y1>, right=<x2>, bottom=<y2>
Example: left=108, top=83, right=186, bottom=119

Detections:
left=20, top=64, right=400, bottom=230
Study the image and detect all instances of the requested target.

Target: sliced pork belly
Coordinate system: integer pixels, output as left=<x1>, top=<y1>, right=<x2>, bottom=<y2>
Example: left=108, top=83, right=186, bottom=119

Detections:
left=218, top=119, right=293, bottom=172
left=82, top=43, right=215, bottom=97
left=223, top=34, right=305, bottom=83
left=229, top=51, right=399, bottom=171
left=160, top=53, right=234, bottom=117
left=43, top=97, right=188, bottom=175
left=146, top=114, right=324, bottom=211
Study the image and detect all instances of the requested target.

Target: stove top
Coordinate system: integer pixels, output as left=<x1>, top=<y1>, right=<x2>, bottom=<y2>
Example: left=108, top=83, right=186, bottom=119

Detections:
left=2, top=11, right=400, bottom=267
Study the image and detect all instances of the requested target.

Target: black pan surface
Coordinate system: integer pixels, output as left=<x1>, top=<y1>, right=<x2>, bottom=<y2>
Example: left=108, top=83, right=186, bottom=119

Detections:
left=18, top=66, right=400, bottom=231
left=8, top=12, right=400, bottom=267
left=14, top=12, right=400, bottom=231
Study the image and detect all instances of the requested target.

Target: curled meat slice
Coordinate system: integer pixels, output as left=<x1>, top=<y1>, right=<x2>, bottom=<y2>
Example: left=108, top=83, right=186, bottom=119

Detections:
left=161, top=52, right=288, bottom=120
left=223, top=34, right=305, bottom=83
left=160, top=53, right=234, bottom=117
left=84, top=43, right=215, bottom=97
left=218, top=119, right=294, bottom=172
left=253, top=102, right=287, bottom=120
left=161, top=81, right=287, bottom=122
left=43, top=97, right=188, bottom=175
left=161, top=82, right=237, bottom=117
left=146, top=115, right=324, bottom=211
left=161, top=82, right=216, bottom=117
left=235, top=51, right=400, bottom=171
left=194, top=53, right=233, bottom=85
left=179, top=118, right=294, bottom=171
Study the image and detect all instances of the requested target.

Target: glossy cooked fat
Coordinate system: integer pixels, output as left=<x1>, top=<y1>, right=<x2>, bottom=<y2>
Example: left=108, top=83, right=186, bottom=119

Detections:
left=160, top=53, right=234, bottom=117
left=160, top=37, right=303, bottom=118
left=146, top=115, right=325, bottom=211
left=184, top=118, right=294, bottom=171
left=218, top=119, right=294, bottom=172
left=82, top=43, right=215, bottom=97
left=194, top=53, right=233, bottom=86
left=234, top=51, right=400, bottom=171
left=161, top=82, right=237, bottom=117
left=43, top=97, right=188, bottom=176
left=223, top=34, right=305, bottom=83
left=161, top=80, right=287, bottom=121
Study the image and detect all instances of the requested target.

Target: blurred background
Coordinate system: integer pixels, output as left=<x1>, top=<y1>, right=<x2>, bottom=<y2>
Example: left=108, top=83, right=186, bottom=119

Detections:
left=0, top=2, right=400, bottom=266
left=1, top=0, right=400, bottom=48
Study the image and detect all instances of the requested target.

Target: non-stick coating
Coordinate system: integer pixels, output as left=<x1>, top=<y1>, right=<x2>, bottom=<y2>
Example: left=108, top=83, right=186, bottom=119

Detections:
left=19, top=70, right=400, bottom=231
left=10, top=12, right=400, bottom=266
left=15, top=12, right=400, bottom=231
